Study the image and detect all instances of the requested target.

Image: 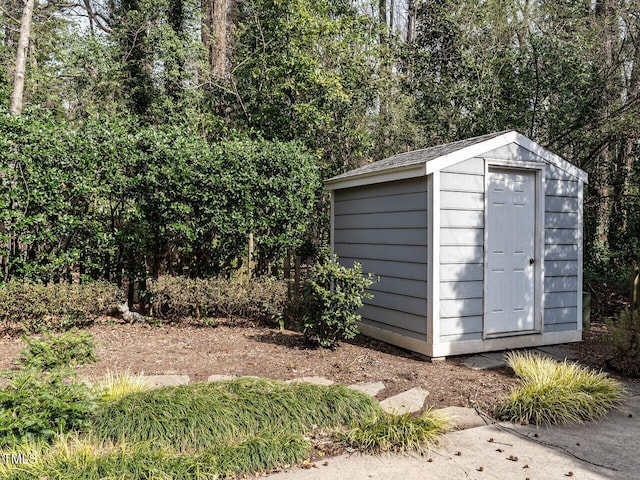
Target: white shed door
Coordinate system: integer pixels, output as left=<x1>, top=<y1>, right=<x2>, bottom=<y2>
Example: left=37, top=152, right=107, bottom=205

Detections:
left=485, top=168, right=536, bottom=336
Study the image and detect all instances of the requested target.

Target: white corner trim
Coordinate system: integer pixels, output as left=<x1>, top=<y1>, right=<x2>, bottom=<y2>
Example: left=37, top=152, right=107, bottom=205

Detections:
left=427, top=172, right=440, bottom=348
left=577, top=182, right=584, bottom=330
left=330, top=191, right=335, bottom=257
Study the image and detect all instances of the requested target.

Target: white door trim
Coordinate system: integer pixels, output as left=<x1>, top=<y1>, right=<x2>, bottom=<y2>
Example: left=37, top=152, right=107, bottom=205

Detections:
left=483, top=159, right=545, bottom=339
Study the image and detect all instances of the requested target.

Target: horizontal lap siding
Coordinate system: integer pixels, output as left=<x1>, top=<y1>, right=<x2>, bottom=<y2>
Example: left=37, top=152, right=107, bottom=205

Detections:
left=439, top=158, right=485, bottom=342
left=544, top=164, right=580, bottom=331
left=334, top=178, right=428, bottom=339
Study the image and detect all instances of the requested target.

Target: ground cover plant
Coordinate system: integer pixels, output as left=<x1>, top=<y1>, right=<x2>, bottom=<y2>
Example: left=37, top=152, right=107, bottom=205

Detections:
left=0, top=334, right=451, bottom=479
left=494, top=351, right=625, bottom=425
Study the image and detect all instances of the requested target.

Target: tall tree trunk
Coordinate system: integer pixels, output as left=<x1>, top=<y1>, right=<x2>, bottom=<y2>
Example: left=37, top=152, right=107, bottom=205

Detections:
left=406, top=0, right=416, bottom=43
left=594, top=0, right=616, bottom=247
left=202, top=0, right=228, bottom=78
left=10, top=0, right=35, bottom=115
left=378, top=0, right=386, bottom=45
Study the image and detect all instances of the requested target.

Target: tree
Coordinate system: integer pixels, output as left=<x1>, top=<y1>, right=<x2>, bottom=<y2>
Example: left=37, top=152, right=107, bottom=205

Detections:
left=9, top=0, right=34, bottom=115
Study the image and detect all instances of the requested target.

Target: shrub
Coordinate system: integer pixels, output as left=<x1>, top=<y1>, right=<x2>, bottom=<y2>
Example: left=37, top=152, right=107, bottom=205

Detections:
left=494, top=352, right=625, bottom=425
left=605, top=308, right=640, bottom=377
left=147, top=275, right=287, bottom=323
left=18, top=329, right=97, bottom=371
left=0, top=281, right=124, bottom=335
left=340, top=411, right=450, bottom=454
left=300, top=256, right=377, bottom=347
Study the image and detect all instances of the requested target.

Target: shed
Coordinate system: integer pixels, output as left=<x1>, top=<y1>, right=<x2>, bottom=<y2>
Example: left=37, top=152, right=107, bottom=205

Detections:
left=325, top=130, right=588, bottom=358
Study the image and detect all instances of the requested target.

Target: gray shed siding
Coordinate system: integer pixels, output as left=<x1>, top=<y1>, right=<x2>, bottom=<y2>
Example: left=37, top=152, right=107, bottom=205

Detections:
left=439, top=158, right=485, bottom=342
left=543, top=163, right=580, bottom=332
left=333, top=177, right=428, bottom=340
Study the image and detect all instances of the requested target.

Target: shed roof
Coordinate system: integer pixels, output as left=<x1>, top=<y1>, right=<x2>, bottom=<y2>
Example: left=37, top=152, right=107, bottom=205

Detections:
left=325, top=130, right=588, bottom=190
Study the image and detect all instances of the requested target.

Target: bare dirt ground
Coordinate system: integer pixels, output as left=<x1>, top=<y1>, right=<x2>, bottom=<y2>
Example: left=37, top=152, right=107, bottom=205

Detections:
left=0, top=317, right=517, bottom=410
left=0, top=316, right=635, bottom=411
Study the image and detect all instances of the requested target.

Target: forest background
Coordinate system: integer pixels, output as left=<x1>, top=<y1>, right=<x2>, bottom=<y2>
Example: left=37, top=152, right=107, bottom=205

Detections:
left=1, top=0, right=639, bottom=296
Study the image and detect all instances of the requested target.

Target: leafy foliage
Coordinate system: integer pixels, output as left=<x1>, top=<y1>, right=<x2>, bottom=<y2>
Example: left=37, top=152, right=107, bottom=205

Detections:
left=0, top=369, right=97, bottom=446
left=300, top=256, right=377, bottom=347
left=495, top=352, right=625, bottom=425
left=0, top=331, right=99, bottom=446
left=605, top=309, right=640, bottom=377
left=18, top=330, right=97, bottom=371
left=147, top=275, right=287, bottom=323
left=0, top=115, right=318, bottom=284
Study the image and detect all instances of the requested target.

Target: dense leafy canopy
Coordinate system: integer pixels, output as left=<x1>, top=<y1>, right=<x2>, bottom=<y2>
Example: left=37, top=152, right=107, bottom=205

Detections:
left=1, top=0, right=639, bottom=286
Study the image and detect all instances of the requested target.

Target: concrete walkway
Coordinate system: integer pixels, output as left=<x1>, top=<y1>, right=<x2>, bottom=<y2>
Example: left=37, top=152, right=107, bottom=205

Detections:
left=126, top=347, right=639, bottom=479
left=268, top=393, right=640, bottom=480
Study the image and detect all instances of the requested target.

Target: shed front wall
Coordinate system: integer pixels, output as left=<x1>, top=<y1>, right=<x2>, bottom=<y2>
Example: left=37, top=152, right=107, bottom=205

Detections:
left=436, top=143, right=582, bottom=352
left=332, top=177, right=429, bottom=343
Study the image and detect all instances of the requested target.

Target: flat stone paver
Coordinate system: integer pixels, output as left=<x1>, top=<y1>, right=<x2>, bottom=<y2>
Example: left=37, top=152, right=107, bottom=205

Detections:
left=462, top=352, right=506, bottom=370
left=534, top=345, right=579, bottom=361
left=432, top=406, right=487, bottom=430
left=207, top=374, right=236, bottom=382
left=379, top=387, right=429, bottom=415
left=287, top=376, right=334, bottom=386
left=348, top=381, right=385, bottom=397
left=142, top=374, right=189, bottom=388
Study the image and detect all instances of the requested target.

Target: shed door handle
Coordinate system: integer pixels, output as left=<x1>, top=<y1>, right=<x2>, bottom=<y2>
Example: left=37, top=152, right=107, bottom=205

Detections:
left=529, top=258, right=535, bottom=265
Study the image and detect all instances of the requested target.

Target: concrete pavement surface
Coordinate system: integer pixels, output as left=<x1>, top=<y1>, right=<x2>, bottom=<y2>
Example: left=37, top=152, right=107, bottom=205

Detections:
left=267, top=393, right=639, bottom=480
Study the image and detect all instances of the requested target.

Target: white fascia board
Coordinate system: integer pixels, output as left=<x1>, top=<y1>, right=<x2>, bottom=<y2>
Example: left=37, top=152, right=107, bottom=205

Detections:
left=424, top=131, right=589, bottom=184
left=324, top=164, right=426, bottom=191
left=513, top=133, right=589, bottom=184
left=425, top=131, right=519, bottom=175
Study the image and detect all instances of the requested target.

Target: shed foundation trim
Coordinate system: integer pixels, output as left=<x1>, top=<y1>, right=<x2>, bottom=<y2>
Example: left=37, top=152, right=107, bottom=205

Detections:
left=431, top=330, right=581, bottom=357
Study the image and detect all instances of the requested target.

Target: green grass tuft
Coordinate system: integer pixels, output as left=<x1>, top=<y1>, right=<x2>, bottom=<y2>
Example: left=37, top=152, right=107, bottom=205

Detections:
left=494, top=351, right=626, bottom=425
left=0, top=433, right=309, bottom=479
left=339, top=410, right=450, bottom=454
left=95, top=371, right=150, bottom=403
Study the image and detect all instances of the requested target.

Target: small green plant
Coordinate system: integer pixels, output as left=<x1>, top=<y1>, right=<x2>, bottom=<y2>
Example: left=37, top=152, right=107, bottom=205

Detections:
left=605, top=308, right=640, bottom=377
left=0, top=368, right=98, bottom=445
left=300, top=256, right=377, bottom=348
left=18, top=330, right=97, bottom=371
left=340, top=411, right=450, bottom=454
left=96, top=371, right=150, bottom=403
left=494, top=352, right=625, bottom=425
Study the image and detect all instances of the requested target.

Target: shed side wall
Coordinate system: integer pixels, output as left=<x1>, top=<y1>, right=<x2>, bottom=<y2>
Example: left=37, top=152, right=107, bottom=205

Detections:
left=333, top=177, right=428, bottom=340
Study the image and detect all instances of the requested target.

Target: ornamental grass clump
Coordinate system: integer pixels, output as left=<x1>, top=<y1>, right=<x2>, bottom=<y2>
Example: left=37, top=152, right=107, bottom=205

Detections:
left=494, top=351, right=625, bottom=425
left=340, top=411, right=450, bottom=454
left=92, top=377, right=382, bottom=451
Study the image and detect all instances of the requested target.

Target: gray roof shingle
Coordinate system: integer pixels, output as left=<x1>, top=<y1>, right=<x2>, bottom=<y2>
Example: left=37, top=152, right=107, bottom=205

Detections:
left=326, top=130, right=512, bottom=183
